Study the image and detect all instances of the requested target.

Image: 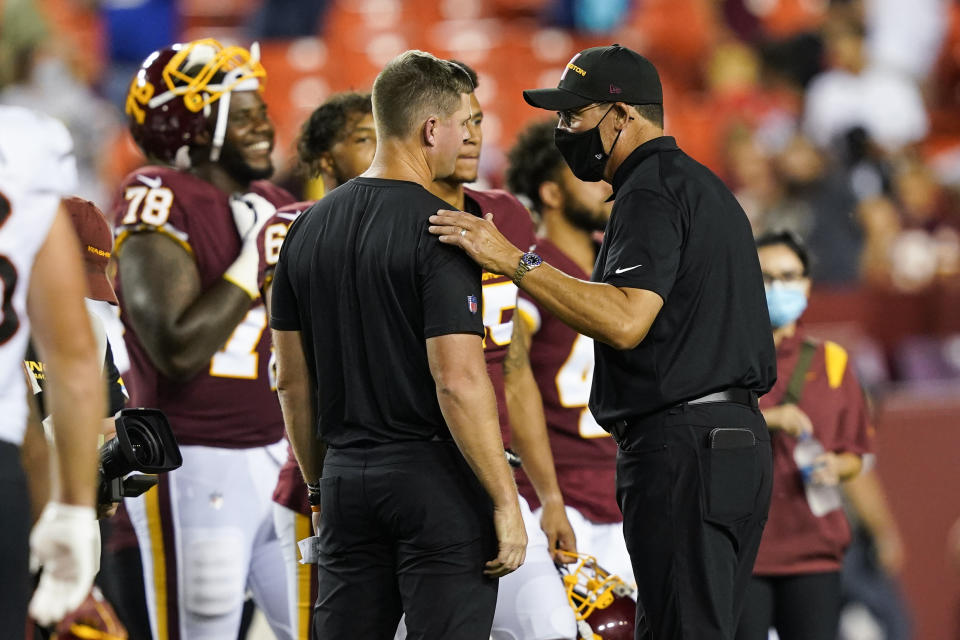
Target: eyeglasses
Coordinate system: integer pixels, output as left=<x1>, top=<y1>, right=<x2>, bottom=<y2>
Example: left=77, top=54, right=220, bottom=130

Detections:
left=761, top=271, right=807, bottom=286
left=557, top=103, right=605, bottom=128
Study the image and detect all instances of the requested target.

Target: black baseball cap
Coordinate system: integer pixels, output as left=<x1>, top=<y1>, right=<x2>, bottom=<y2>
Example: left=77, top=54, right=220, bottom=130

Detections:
left=523, top=44, right=662, bottom=111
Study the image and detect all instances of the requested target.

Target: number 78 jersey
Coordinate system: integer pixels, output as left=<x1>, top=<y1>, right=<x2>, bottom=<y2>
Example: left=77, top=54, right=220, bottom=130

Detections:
left=112, top=166, right=296, bottom=448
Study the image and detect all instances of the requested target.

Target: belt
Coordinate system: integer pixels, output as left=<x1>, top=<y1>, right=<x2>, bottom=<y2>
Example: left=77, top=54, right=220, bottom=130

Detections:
left=686, top=388, right=758, bottom=408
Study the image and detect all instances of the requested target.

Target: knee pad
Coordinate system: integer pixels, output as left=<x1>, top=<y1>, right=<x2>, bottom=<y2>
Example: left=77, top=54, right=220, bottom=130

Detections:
left=181, top=529, right=247, bottom=617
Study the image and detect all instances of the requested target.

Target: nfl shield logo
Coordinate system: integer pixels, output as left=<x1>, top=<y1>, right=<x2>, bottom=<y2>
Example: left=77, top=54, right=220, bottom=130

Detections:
left=467, top=295, right=478, bottom=314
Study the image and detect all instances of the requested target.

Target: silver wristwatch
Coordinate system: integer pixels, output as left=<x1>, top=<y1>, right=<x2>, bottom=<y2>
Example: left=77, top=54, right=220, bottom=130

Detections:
left=512, top=251, right=543, bottom=285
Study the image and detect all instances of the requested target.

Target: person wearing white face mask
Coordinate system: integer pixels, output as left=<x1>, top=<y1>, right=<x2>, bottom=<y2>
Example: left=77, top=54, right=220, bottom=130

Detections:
left=736, top=231, right=874, bottom=640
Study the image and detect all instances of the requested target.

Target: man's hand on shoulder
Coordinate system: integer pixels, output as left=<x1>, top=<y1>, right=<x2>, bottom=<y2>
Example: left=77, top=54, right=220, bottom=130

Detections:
left=429, top=209, right=524, bottom=276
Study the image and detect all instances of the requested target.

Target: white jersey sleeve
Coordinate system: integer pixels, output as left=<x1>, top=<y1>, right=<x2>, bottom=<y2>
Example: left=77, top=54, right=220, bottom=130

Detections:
left=0, top=106, right=78, bottom=445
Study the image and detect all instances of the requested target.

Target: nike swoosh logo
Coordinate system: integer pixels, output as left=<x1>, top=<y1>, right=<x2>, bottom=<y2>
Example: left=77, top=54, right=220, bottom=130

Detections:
left=136, top=175, right=162, bottom=189
left=276, top=212, right=301, bottom=221
left=614, top=265, right=642, bottom=274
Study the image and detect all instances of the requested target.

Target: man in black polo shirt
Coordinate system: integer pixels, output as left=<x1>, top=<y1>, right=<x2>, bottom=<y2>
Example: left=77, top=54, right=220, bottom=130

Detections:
left=269, top=50, right=526, bottom=639
left=429, top=44, right=776, bottom=639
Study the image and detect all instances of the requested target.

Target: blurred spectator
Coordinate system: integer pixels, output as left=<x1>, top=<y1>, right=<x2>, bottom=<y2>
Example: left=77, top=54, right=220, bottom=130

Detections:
left=547, top=0, right=632, bottom=33
left=786, top=134, right=865, bottom=285
left=726, top=128, right=865, bottom=285
left=0, top=12, right=123, bottom=208
left=865, top=0, right=947, bottom=80
left=840, top=469, right=912, bottom=640
left=927, top=1, right=960, bottom=184
left=858, top=159, right=960, bottom=292
left=101, top=0, right=177, bottom=108
left=857, top=195, right=902, bottom=287
left=726, top=126, right=784, bottom=231
left=803, top=11, right=928, bottom=153
left=0, top=0, right=49, bottom=88
left=888, top=159, right=960, bottom=290
left=737, top=231, right=873, bottom=640
left=759, top=32, right=824, bottom=93
left=248, top=0, right=329, bottom=38
left=723, top=0, right=829, bottom=43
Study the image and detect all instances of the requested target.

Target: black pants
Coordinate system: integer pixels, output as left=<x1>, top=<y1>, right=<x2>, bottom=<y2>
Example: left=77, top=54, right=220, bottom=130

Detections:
left=314, top=440, right=498, bottom=640
left=735, top=572, right=842, bottom=640
left=613, top=402, right=772, bottom=640
left=0, top=440, right=31, bottom=635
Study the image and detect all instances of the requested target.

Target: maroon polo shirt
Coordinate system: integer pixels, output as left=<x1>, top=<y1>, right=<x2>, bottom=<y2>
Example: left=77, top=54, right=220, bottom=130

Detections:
left=753, top=326, right=874, bottom=575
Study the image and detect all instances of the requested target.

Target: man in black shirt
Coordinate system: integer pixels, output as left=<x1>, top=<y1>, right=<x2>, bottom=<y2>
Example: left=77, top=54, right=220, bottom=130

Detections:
left=429, top=44, right=776, bottom=639
left=270, top=50, right=526, bottom=640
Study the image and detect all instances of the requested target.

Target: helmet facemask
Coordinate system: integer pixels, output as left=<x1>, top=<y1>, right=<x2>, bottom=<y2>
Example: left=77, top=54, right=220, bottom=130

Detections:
left=126, top=39, right=267, bottom=167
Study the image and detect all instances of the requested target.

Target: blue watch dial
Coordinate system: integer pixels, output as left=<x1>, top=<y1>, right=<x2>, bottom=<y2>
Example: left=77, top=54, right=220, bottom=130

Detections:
left=522, top=252, right=543, bottom=267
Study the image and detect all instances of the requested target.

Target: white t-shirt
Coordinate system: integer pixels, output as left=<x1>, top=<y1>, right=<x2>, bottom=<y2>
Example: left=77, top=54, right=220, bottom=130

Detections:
left=803, top=66, right=929, bottom=153
left=0, top=106, right=77, bottom=445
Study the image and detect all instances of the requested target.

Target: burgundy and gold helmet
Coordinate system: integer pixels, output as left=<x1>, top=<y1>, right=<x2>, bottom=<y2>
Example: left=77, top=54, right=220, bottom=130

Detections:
left=125, top=38, right=266, bottom=166
left=558, top=551, right=636, bottom=640
left=51, top=587, right=127, bottom=640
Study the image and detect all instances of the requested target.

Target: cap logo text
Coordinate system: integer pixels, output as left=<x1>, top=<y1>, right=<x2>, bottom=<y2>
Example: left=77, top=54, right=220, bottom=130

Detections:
left=609, top=84, right=622, bottom=94
left=560, top=52, right=583, bottom=81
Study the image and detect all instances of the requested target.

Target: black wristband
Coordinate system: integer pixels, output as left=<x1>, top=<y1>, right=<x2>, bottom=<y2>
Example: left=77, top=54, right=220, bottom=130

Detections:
left=307, top=481, right=322, bottom=507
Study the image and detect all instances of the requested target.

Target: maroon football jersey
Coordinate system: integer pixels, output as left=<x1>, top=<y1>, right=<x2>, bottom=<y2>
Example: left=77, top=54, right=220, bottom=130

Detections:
left=113, top=166, right=295, bottom=448
left=515, top=238, right=620, bottom=523
left=463, top=187, right=537, bottom=446
left=257, top=201, right=311, bottom=292
left=256, top=201, right=312, bottom=516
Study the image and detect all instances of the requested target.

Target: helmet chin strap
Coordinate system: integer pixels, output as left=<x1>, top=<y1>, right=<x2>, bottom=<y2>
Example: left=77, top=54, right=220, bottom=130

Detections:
left=208, top=77, right=261, bottom=163
left=208, top=42, right=262, bottom=163
left=209, top=90, right=232, bottom=163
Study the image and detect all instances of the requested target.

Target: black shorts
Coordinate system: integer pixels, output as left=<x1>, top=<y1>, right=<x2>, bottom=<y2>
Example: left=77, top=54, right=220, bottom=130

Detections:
left=614, top=402, right=773, bottom=640
left=0, top=439, right=31, bottom=634
left=314, top=440, right=498, bottom=640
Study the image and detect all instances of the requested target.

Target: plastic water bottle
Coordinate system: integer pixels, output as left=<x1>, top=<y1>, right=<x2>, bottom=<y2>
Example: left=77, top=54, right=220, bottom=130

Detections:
left=792, top=434, right=843, bottom=516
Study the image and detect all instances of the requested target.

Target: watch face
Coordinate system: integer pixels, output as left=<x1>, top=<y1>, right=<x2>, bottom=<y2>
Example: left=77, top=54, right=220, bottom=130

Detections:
left=523, top=252, right=543, bottom=267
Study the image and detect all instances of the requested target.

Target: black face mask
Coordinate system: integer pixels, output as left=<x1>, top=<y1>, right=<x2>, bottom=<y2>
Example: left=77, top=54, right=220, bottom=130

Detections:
left=554, top=106, right=622, bottom=182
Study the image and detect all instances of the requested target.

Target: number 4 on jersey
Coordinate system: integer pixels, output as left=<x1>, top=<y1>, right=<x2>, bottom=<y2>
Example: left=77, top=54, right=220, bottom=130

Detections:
left=556, top=333, right=607, bottom=438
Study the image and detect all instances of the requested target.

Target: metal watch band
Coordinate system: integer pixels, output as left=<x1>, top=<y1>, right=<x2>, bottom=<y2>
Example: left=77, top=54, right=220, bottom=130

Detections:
left=512, top=261, right=530, bottom=285
left=512, top=252, right=542, bottom=285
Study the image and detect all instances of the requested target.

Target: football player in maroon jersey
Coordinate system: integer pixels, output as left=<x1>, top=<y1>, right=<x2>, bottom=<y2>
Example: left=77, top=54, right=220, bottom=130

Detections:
left=414, top=62, right=578, bottom=640
left=113, top=39, right=295, bottom=640
left=257, top=91, right=374, bottom=640
left=505, top=121, right=634, bottom=586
